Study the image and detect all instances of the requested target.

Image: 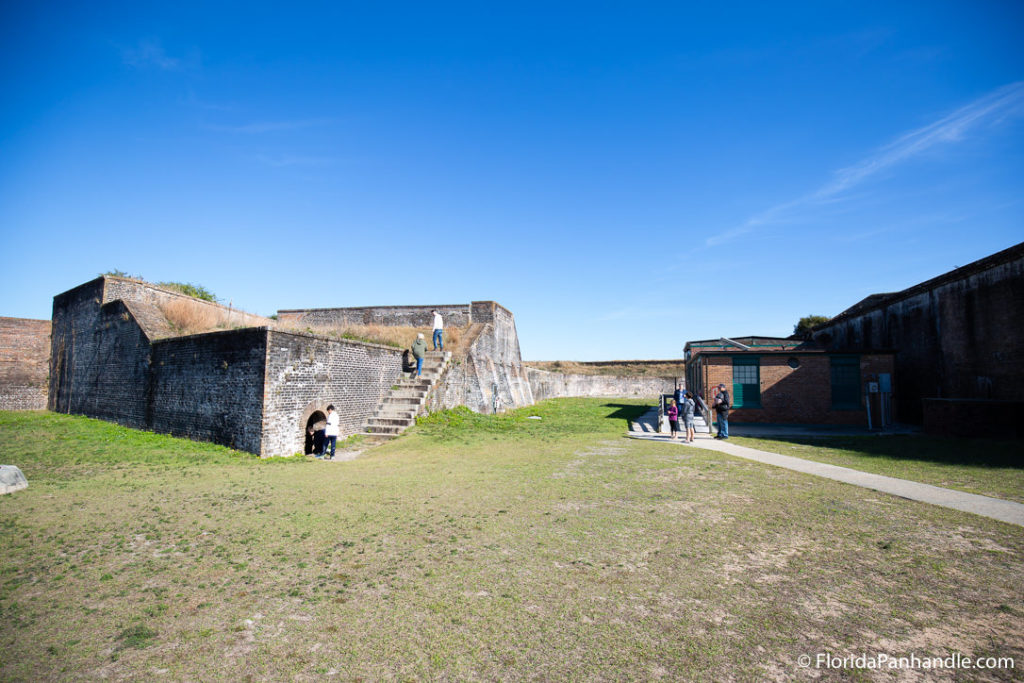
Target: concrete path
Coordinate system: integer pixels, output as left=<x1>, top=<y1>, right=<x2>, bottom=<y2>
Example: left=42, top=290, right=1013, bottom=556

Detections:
left=627, top=409, right=1024, bottom=527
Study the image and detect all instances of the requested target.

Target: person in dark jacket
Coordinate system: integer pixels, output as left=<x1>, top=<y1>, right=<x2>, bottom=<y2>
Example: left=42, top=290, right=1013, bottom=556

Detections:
left=401, top=349, right=417, bottom=379
left=411, top=333, right=427, bottom=378
left=713, top=383, right=730, bottom=439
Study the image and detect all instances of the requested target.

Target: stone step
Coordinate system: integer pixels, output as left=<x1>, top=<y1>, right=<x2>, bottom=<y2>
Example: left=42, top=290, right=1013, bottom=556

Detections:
left=366, top=424, right=403, bottom=435
left=376, top=409, right=415, bottom=419
left=381, top=396, right=423, bottom=406
left=366, top=416, right=415, bottom=427
left=390, top=389, right=427, bottom=399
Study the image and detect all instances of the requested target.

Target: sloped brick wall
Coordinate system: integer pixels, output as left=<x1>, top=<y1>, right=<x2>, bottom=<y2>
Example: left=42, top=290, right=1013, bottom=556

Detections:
left=0, top=317, right=51, bottom=410
left=49, top=281, right=152, bottom=427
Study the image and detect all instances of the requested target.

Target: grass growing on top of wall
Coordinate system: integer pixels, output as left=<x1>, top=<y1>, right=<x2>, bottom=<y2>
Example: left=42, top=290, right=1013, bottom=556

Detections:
left=1, top=401, right=1022, bottom=681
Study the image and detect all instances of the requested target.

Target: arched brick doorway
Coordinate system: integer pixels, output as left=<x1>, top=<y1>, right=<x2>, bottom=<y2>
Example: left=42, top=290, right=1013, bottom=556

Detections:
left=304, top=411, right=327, bottom=455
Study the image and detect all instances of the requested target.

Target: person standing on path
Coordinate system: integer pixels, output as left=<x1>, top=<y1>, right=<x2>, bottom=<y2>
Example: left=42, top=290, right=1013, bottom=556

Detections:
left=713, top=383, right=730, bottom=439
left=322, top=405, right=339, bottom=459
left=412, top=333, right=427, bottom=377
left=431, top=310, right=444, bottom=351
left=666, top=398, right=680, bottom=439
left=682, top=391, right=696, bottom=443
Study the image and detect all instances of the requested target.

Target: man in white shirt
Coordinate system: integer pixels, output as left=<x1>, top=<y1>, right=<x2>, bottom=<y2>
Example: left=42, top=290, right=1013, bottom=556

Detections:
left=431, top=309, right=444, bottom=351
left=322, top=404, right=339, bottom=459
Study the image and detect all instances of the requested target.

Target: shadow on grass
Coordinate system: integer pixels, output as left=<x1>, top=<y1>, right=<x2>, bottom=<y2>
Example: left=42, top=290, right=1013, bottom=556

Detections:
left=602, top=403, right=651, bottom=428
left=748, top=434, right=1024, bottom=469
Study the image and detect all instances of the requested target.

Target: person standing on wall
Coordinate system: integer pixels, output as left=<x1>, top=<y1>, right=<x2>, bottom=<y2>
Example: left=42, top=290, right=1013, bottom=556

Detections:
left=713, top=383, right=730, bottom=439
left=431, top=309, right=444, bottom=351
left=322, top=404, right=339, bottom=459
left=412, top=333, right=427, bottom=378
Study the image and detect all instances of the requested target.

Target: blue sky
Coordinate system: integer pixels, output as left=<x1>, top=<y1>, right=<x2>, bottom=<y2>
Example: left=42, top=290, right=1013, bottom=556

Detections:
left=1, top=2, right=1022, bottom=360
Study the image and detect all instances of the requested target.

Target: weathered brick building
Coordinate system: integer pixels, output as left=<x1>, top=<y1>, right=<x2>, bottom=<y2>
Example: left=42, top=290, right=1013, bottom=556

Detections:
left=812, top=241, right=1024, bottom=434
left=685, top=337, right=896, bottom=426
left=47, top=276, right=403, bottom=456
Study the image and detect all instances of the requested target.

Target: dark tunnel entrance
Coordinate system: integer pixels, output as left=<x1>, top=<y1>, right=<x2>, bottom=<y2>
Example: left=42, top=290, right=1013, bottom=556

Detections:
left=304, top=411, right=327, bottom=455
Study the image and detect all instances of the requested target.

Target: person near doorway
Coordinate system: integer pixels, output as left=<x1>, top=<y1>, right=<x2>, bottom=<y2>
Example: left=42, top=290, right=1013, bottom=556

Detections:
left=431, top=310, right=444, bottom=351
left=412, top=333, right=427, bottom=377
left=322, top=405, right=339, bottom=459
left=713, top=383, right=730, bottom=439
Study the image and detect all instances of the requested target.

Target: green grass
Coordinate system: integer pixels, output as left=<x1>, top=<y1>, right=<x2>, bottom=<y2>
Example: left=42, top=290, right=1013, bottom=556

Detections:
left=1, top=402, right=1022, bottom=681
left=732, top=434, right=1024, bottom=503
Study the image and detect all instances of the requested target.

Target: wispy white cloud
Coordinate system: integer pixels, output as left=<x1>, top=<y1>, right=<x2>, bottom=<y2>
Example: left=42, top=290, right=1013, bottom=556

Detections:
left=122, top=39, right=196, bottom=71
left=205, top=118, right=336, bottom=134
left=707, top=80, right=1024, bottom=247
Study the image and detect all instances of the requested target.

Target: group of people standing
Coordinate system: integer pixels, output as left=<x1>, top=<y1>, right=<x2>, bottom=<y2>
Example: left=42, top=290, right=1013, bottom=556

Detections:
left=665, top=391, right=697, bottom=442
left=665, top=383, right=731, bottom=441
left=403, top=310, right=445, bottom=379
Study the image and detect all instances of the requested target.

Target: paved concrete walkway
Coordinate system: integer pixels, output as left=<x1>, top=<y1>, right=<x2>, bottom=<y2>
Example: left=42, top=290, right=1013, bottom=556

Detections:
left=627, top=409, right=1024, bottom=527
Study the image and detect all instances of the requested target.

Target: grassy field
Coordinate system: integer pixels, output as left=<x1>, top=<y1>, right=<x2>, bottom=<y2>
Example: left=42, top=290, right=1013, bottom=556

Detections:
left=1, top=403, right=1022, bottom=681
left=732, top=435, right=1024, bottom=504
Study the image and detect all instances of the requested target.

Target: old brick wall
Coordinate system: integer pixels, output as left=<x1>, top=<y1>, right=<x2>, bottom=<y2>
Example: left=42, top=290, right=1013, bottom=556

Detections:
left=49, top=281, right=152, bottom=427
left=526, top=368, right=675, bottom=401
left=277, top=304, right=472, bottom=329
left=814, top=245, right=1024, bottom=422
left=262, top=331, right=402, bottom=456
left=0, top=317, right=51, bottom=410
left=149, top=328, right=269, bottom=455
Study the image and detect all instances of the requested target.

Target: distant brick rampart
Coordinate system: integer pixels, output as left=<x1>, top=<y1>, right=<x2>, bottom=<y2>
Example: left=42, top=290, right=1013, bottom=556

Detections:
left=277, top=304, right=472, bottom=329
left=526, top=368, right=676, bottom=401
left=0, top=317, right=51, bottom=410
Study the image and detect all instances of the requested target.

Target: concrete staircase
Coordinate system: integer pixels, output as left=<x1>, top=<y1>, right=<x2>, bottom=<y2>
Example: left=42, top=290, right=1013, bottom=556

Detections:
left=630, top=408, right=712, bottom=435
left=362, top=351, right=452, bottom=439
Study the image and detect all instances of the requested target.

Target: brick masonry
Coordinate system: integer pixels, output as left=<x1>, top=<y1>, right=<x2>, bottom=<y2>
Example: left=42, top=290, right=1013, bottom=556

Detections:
left=688, top=352, right=895, bottom=425
left=150, top=328, right=269, bottom=454
left=276, top=300, right=536, bottom=415
left=262, top=330, right=402, bottom=457
left=44, top=276, right=406, bottom=457
left=277, top=303, right=472, bottom=329
left=0, top=317, right=51, bottom=410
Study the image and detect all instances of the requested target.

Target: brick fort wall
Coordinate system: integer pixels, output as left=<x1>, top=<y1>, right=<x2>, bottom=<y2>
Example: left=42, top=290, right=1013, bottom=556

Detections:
left=0, top=317, right=51, bottom=410
left=149, top=328, right=269, bottom=454
left=262, top=330, right=403, bottom=457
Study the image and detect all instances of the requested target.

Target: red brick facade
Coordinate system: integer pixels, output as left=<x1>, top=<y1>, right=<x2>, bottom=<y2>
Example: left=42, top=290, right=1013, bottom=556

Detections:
left=686, top=338, right=895, bottom=426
